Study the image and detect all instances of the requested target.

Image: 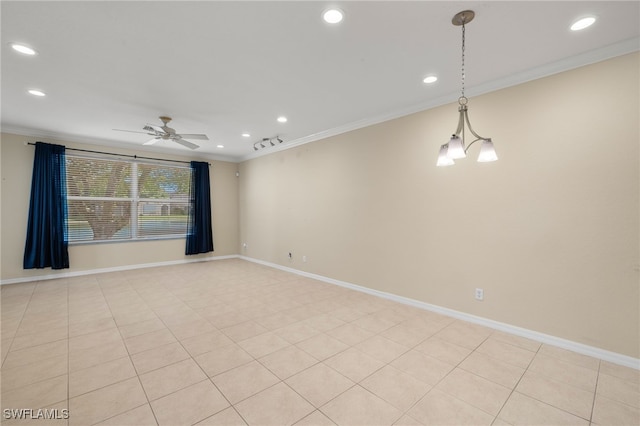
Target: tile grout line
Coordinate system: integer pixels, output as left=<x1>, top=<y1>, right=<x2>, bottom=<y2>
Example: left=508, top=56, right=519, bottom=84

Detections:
left=202, top=274, right=343, bottom=423
left=410, top=331, right=500, bottom=421
left=314, top=318, right=474, bottom=421
left=126, top=274, right=194, bottom=426
left=356, top=317, right=433, bottom=423
left=1, top=281, right=37, bottom=369
left=94, top=275, right=159, bottom=426
left=0, top=280, right=72, bottom=422
left=500, top=343, right=598, bottom=424
left=226, top=303, right=400, bottom=423
left=491, top=334, right=542, bottom=424
left=588, top=359, right=602, bottom=424
left=130, top=273, right=243, bottom=425
left=322, top=328, right=414, bottom=414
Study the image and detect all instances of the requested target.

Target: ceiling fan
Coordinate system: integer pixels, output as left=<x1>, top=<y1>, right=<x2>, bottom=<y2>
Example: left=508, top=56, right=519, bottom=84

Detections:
left=114, top=116, right=208, bottom=150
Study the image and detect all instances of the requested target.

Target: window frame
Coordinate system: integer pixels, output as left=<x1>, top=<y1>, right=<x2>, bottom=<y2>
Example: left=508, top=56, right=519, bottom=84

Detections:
left=65, top=153, right=191, bottom=245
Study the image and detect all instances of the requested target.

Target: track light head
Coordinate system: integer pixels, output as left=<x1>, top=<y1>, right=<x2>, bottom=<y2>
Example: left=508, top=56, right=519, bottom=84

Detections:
left=253, top=136, right=282, bottom=151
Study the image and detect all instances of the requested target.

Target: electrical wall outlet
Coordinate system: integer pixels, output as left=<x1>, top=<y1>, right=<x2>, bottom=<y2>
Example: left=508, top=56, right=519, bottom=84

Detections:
left=475, top=288, right=484, bottom=301
left=302, top=255, right=307, bottom=263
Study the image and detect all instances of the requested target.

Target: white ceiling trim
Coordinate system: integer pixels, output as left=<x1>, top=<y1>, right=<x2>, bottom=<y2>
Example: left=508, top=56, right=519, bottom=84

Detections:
left=2, top=124, right=230, bottom=163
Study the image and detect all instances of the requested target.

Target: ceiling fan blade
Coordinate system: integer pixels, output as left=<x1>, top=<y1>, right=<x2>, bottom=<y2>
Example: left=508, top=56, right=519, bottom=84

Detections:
left=173, top=139, right=199, bottom=150
left=177, top=133, right=209, bottom=140
left=143, top=138, right=159, bottom=146
left=114, top=129, right=152, bottom=135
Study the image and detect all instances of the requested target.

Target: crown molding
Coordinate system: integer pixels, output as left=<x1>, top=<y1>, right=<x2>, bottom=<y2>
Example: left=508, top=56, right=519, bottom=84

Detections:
left=0, top=125, right=233, bottom=164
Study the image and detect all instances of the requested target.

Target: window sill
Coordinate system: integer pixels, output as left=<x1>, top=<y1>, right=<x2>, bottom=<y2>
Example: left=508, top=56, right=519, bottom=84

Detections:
left=68, top=236, right=186, bottom=246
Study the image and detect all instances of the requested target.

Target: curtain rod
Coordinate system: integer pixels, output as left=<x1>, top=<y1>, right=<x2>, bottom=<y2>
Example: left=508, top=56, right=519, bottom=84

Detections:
left=25, top=142, right=210, bottom=165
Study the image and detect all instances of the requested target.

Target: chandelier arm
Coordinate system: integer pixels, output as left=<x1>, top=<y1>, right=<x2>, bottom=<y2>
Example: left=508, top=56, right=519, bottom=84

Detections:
left=463, top=138, right=484, bottom=153
left=454, top=107, right=465, bottom=136
left=463, top=108, right=490, bottom=141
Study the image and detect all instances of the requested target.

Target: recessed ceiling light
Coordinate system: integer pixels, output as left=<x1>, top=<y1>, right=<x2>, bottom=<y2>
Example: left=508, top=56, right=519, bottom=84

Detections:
left=571, top=16, right=596, bottom=31
left=10, top=43, right=37, bottom=55
left=323, top=9, right=344, bottom=24
left=277, top=116, right=288, bottom=123
left=241, top=133, right=250, bottom=138
left=28, top=89, right=46, bottom=97
left=217, top=144, right=224, bottom=149
left=423, top=76, right=438, bottom=84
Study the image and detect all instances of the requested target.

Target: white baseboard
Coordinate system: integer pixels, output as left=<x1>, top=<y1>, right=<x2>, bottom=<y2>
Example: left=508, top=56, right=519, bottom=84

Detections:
left=0, top=254, right=239, bottom=285
left=240, top=256, right=640, bottom=370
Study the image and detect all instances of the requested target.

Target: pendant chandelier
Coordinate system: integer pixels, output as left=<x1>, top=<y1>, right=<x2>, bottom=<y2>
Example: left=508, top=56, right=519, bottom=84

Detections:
left=437, top=10, right=498, bottom=167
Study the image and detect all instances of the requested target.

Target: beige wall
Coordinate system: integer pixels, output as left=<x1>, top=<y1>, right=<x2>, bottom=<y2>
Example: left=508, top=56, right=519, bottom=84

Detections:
left=0, top=133, right=239, bottom=281
left=239, top=53, right=640, bottom=358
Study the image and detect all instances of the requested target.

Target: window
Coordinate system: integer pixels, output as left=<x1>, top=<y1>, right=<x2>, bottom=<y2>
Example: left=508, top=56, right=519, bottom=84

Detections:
left=65, top=155, right=191, bottom=243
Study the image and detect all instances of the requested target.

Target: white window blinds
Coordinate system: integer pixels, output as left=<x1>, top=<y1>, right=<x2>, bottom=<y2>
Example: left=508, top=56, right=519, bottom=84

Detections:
left=65, top=155, right=191, bottom=243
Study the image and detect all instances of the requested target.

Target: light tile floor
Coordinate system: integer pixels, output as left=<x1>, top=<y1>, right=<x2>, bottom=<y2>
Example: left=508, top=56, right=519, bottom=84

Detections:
left=1, top=259, right=638, bottom=425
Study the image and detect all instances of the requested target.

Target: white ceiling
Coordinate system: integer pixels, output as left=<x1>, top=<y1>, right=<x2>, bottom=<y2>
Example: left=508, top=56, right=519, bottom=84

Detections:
left=2, top=1, right=638, bottom=162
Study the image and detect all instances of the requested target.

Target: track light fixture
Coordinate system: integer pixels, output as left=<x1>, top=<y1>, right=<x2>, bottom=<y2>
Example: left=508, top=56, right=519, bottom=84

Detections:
left=437, top=10, right=498, bottom=167
left=253, top=136, right=284, bottom=151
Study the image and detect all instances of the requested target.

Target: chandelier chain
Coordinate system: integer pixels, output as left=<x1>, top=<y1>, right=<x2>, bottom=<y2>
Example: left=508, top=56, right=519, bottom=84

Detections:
left=461, top=22, right=466, bottom=100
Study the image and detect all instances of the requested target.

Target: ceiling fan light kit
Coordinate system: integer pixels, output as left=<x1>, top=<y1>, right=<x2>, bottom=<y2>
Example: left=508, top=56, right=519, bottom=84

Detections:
left=115, top=116, right=209, bottom=150
left=437, top=10, right=498, bottom=167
